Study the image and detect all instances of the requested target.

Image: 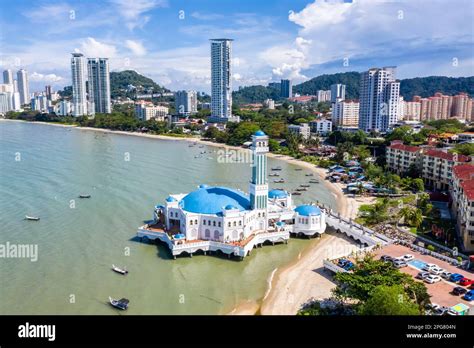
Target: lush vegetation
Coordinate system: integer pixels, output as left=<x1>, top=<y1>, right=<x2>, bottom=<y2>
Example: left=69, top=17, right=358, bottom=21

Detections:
left=298, top=255, right=430, bottom=315
left=110, top=70, right=169, bottom=98
left=232, top=85, right=281, bottom=104
left=293, top=71, right=361, bottom=99
left=400, top=76, right=474, bottom=99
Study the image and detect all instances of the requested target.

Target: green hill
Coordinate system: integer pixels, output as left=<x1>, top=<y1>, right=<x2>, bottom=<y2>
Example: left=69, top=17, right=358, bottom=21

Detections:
left=232, top=72, right=474, bottom=104
left=110, top=70, right=169, bottom=98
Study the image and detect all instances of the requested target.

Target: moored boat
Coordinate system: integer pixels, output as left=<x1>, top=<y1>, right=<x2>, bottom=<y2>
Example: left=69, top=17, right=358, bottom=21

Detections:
left=305, top=173, right=314, bottom=177
left=109, top=297, right=129, bottom=310
left=79, top=194, right=91, bottom=198
left=273, top=178, right=285, bottom=183
left=25, top=215, right=40, bottom=221
left=309, top=179, right=319, bottom=183
left=112, top=264, right=128, bottom=275
left=292, top=191, right=302, bottom=195
left=271, top=166, right=282, bottom=171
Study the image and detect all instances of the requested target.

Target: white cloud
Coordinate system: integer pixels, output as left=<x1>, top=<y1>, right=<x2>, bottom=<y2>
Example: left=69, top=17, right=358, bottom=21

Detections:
left=78, top=38, right=117, bottom=58
left=29, top=72, right=64, bottom=83
left=23, top=4, right=72, bottom=22
left=109, top=0, right=168, bottom=30
left=125, top=40, right=147, bottom=56
left=191, top=12, right=224, bottom=21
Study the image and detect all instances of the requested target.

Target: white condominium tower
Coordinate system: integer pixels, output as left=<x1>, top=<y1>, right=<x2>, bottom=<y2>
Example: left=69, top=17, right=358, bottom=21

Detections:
left=16, top=69, right=29, bottom=105
left=358, top=66, right=400, bottom=132
left=210, top=38, right=234, bottom=122
left=88, top=58, right=111, bottom=114
left=71, top=53, right=89, bottom=116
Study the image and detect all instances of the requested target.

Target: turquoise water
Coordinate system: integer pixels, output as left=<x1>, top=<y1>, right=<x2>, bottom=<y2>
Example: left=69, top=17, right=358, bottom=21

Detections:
left=0, top=121, right=336, bottom=314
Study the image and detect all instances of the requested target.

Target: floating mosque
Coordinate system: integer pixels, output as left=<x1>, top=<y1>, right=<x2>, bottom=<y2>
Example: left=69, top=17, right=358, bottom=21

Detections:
left=137, top=130, right=327, bottom=259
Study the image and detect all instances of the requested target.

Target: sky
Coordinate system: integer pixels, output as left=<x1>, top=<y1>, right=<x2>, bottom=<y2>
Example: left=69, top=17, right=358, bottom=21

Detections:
left=0, top=0, right=473, bottom=93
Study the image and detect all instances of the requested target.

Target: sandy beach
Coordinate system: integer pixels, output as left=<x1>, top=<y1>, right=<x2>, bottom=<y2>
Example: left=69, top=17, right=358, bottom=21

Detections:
left=2, top=119, right=373, bottom=315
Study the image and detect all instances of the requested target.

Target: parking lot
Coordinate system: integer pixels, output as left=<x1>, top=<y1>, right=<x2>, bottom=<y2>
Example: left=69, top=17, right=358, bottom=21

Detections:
left=371, top=244, right=473, bottom=309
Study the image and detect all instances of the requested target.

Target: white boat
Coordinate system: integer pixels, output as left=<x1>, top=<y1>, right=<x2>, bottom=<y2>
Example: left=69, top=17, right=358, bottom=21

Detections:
left=25, top=215, right=40, bottom=221
left=112, top=264, right=128, bottom=275
left=109, top=297, right=129, bottom=310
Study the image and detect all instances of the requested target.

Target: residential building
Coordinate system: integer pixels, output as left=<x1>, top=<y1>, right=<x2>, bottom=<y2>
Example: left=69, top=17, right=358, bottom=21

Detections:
left=135, top=101, right=168, bottom=121
left=175, top=90, right=198, bottom=116
left=288, top=123, right=310, bottom=140
left=88, top=58, right=111, bottom=114
left=210, top=39, right=238, bottom=122
left=16, top=69, right=29, bottom=105
left=309, top=119, right=332, bottom=135
left=0, top=83, right=20, bottom=112
left=386, top=141, right=421, bottom=175
left=413, top=93, right=473, bottom=121
left=358, top=67, right=400, bottom=132
left=317, top=90, right=331, bottom=102
left=45, top=85, right=52, bottom=101
left=403, top=100, right=422, bottom=121
left=332, top=99, right=359, bottom=127
left=330, top=84, right=345, bottom=103
left=55, top=100, right=72, bottom=116
left=30, top=95, right=49, bottom=112
left=263, top=99, right=275, bottom=109
left=281, top=79, right=292, bottom=98
left=3, top=69, right=13, bottom=84
left=452, top=164, right=474, bottom=252
left=71, top=53, right=89, bottom=116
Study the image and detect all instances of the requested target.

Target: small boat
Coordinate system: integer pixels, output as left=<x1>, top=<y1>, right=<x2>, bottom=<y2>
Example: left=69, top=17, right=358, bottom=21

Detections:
left=294, top=168, right=303, bottom=171
left=109, top=297, right=129, bottom=310
left=309, top=179, right=319, bottom=184
left=296, top=188, right=307, bottom=191
left=305, top=173, right=314, bottom=177
left=25, top=215, right=40, bottom=221
left=271, top=166, right=282, bottom=171
left=273, top=178, right=285, bottom=183
left=300, top=184, right=311, bottom=187
left=292, top=192, right=302, bottom=195
left=112, top=264, right=128, bottom=275
left=269, top=173, right=280, bottom=177
left=79, top=194, right=91, bottom=199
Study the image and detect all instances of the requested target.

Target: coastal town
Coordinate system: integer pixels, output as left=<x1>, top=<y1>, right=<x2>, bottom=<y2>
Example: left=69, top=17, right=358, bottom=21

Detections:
left=1, top=0, right=474, bottom=322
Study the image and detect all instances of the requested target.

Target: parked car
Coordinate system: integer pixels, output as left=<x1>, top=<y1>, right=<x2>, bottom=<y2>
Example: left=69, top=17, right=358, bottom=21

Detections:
left=430, top=267, right=445, bottom=275
left=424, top=275, right=442, bottom=284
left=401, top=254, right=414, bottom=262
left=451, top=287, right=468, bottom=296
left=343, top=261, right=355, bottom=271
left=459, top=278, right=474, bottom=287
left=423, top=263, right=438, bottom=271
left=435, top=306, right=450, bottom=315
left=441, top=271, right=453, bottom=280
left=416, top=272, right=431, bottom=280
left=380, top=255, right=392, bottom=262
left=449, top=273, right=465, bottom=283
left=337, top=259, right=349, bottom=267
left=393, top=260, right=407, bottom=268
left=462, top=290, right=474, bottom=301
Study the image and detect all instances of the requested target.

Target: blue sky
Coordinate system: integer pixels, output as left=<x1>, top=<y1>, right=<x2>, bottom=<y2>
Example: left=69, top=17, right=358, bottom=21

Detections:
left=0, top=0, right=473, bottom=93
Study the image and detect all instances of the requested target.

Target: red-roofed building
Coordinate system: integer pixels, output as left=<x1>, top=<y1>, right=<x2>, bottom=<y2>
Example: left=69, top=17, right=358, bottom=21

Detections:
left=386, top=141, right=422, bottom=175
left=452, top=164, right=474, bottom=252
left=288, top=96, right=316, bottom=104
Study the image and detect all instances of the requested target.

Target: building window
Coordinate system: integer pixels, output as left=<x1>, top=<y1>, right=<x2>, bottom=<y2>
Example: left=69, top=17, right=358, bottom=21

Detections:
left=190, top=220, right=193, bottom=225
left=213, top=221, right=216, bottom=227
left=233, top=221, right=237, bottom=227
left=195, top=219, right=198, bottom=224
left=203, top=220, right=206, bottom=225
left=228, top=222, right=231, bottom=227
left=205, top=229, right=210, bottom=238
left=239, top=221, right=242, bottom=226
left=218, top=222, right=221, bottom=227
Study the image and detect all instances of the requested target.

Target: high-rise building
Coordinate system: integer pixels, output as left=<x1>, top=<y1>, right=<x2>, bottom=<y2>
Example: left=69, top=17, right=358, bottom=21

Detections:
left=210, top=39, right=237, bottom=122
left=280, top=79, right=292, bottom=98
left=330, top=84, right=345, bottom=103
left=135, top=101, right=168, bottom=121
left=16, top=69, right=29, bottom=105
left=175, top=90, right=197, bottom=116
left=71, top=53, right=89, bottom=116
left=332, top=99, right=360, bottom=127
left=3, top=69, right=13, bottom=84
left=358, top=66, right=400, bottom=132
left=45, top=85, right=53, bottom=101
left=317, top=90, right=331, bottom=102
left=87, top=58, right=111, bottom=114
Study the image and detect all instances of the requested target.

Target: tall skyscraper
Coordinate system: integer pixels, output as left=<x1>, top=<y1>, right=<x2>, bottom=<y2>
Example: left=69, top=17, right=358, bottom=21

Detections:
left=45, top=85, right=52, bottom=101
left=210, top=39, right=235, bottom=122
left=358, top=67, right=400, bottom=132
left=16, top=69, right=29, bottom=105
left=330, top=84, right=346, bottom=103
left=280, top=79, right=292, bottom=99
left=3, top=69, right=13, bottom=84
left=71, top=53, right=89, bottom=116
left=87, top=58, right=111, bottom=114
left=175, top=90, right=197, bottom=116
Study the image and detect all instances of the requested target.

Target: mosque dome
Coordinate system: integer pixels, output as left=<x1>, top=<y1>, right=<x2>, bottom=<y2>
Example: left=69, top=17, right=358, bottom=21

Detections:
left=180, top=186, right=250, bottom=214
left=268, top=189, right=288, bottom=199
left=294, top=205, right=321, bottom=216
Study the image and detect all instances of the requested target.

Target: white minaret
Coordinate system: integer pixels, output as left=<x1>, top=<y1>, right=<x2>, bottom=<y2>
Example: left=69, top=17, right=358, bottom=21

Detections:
left=249, top=130, right=269, bottom=231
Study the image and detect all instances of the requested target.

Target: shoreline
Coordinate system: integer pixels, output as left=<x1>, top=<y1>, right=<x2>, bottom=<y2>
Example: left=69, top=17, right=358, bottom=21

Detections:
left=2, top=119, right=372, bottom=315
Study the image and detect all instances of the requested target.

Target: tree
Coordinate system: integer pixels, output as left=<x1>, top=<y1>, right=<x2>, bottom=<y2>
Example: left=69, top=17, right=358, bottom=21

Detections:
left=412, top=178, right=425, bottom=193
left=451, top=143, right=474, bottom=156
left=268, top=139, right=281, bottom=152
left=359, top=285, right=420, bottom=315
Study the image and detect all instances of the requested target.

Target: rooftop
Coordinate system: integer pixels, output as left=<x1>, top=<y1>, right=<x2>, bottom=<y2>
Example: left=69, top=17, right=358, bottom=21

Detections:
left=460, top=179, right=474, bottom=201
left=388, top=143, right=420, bottom=153
left=423, top=148, right=470, bottom=162
left=180, top=186, right=250, bottom=215
left=453, top=164, right=474, bottom=181
left=294, top=205, right=321, bottom=217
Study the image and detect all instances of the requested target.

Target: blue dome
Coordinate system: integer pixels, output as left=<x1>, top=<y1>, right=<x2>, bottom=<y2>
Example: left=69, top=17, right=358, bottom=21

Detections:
left=225, top=204, right=238, bottom=210
left=254, top=130, right=266, bottom=136
left=294, top=205, right=321, bottom=216
left=268, top=189, right=288, bottom=199
left=166, top=196, right=177, bottom=202
left=180, top=186, right=250, bottom=214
